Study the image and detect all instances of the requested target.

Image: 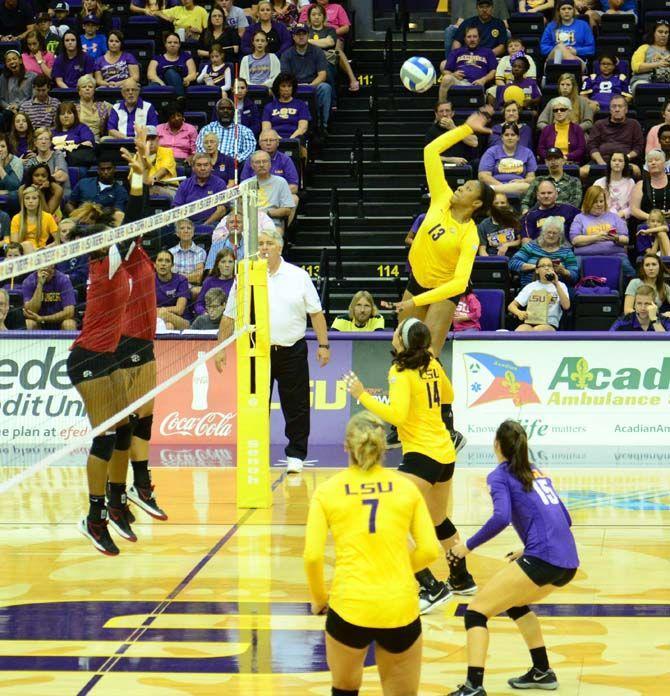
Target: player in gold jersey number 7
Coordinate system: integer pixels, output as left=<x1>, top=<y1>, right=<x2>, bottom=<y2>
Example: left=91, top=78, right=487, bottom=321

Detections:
left=304, top=411, right=441, bottom=696
left=383, top=111, right=518, bottom=450
left=344, top=318, right=476, bottom=615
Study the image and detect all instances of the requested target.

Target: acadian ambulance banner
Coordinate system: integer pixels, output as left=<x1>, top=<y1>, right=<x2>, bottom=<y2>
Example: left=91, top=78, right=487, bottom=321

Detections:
left=452, top=340, right=670, bottom=445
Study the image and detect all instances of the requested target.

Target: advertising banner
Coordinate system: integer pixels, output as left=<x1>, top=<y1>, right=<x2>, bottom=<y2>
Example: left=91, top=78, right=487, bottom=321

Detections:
left=452, top=339, right=670, bottom=445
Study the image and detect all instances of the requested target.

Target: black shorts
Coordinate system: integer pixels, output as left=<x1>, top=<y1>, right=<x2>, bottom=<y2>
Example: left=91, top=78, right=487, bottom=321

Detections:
left=399, top=452, right=455, bottom=485
left=406, top=273, right=461, bottom=305
left=66, top=347, right=119, bottom=386
left=325, top=608, right=421, bottom=654
left=517, top=555, right=578, bottom=588
left=115, top=336, right=155, bottom=369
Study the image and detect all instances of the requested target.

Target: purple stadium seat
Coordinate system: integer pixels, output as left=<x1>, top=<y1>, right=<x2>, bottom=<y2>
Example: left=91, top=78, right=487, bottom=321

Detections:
left=579, top=256, right=622, bottom=293
left=473, top=289, right=505, bottom=331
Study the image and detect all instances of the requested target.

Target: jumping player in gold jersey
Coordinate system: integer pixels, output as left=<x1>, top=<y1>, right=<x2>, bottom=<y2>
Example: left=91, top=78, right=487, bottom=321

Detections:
left=344, top=318, right=476, bottom=615
left=304, top=411, right=441, bottom=696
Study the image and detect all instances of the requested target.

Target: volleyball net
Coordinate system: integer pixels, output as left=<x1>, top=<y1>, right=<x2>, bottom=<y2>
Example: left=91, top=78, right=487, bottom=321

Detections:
left=0, top=179, right=272, bottom=507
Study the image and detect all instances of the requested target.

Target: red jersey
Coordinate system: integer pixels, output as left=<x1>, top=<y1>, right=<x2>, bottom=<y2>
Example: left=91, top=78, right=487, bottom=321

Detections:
left=121, top=243, right=157, bottom=341
left=73, top=255, right=131, bottom=353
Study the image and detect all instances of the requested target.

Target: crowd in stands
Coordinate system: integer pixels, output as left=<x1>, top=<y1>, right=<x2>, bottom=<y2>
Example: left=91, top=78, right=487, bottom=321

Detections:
left=410, top=0, right=670, bottom=332
left=0, top=0, right=357, bottom=330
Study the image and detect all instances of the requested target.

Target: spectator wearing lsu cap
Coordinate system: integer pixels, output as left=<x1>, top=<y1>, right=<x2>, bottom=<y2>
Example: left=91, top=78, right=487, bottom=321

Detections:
left=537, top=98, right=587, bottom=165
left=0, top=0, right=35, bottom=42
left=195, top=98, right=257, bottom=162
left=107, top=78, right=159, bottom=138
left=521, top=147, right=583, bottom=213
left=280, top=23, right=332, bottom=136
left=79, top=14, right=107, bottom=58
left=450, top=0, right=508, bottom=58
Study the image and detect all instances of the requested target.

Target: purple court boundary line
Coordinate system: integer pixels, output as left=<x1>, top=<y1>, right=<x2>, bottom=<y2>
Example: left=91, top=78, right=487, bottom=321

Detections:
left=76, top=471, right=286, bottom=696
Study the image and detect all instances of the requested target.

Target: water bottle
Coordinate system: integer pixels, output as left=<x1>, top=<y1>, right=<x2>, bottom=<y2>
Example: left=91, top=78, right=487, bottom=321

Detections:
left=191, top=352, right=210, bottom=411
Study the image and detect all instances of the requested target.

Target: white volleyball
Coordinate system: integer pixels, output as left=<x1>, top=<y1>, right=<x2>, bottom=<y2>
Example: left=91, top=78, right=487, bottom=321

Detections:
left=400, top=56, right=436, bottom=93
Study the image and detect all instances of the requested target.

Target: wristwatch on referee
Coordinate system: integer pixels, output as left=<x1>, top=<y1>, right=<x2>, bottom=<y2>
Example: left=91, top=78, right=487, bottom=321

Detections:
left=319, top=344, right=330, bottom=350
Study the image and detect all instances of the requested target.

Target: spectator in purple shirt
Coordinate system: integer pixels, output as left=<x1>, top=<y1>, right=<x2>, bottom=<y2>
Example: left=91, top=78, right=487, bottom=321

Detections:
left=154, top=249, right=191, bottom=330
left=521, top=179, right=580, bottom=241
left=447, top=419, right=579, bottom=696
left=479, top=122, right=537, bottom=195
left=489, top=53, right=541, bottom=110
left=194, top=247, right=235, bottom=314
left=202, top=131, right=237, bottom=186
left=173, top=153, right=228, bottom=225
left=94, top=30, right=141, bottom=87
left=52, top=101, right=96, bottom=167
left=21, top=265, right=77, bottom=330
left=262, top=72, right=311, bottom=142
left=52, top=30, right=96, bottom=89
left=240, top=129, right=299, bottom=204
left=107, top=78, right=159, bottom=138
left=147, top=32, right=197, bottom=98
left=232, top=78, right=261, bottom=137
left=439, top=26, right=496, bottom=102
left=610, top=284, right=670, bottom=332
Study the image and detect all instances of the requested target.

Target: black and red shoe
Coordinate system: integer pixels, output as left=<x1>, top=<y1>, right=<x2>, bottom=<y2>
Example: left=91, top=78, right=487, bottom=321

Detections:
left=79, top=517, right=120, bottom=556
left=127, top=484, right=168, bottom=521
left=108, top=506, right=138, bottom=542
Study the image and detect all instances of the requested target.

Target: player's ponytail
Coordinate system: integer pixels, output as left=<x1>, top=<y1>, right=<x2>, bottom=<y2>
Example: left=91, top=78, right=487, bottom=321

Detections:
left=495, top=419, right=534, bottom=491
left=478, top=181, right=521, bottom=230
left=345, top=412, right=386, bottom=471
left=392, top=318, right=432, bottom=374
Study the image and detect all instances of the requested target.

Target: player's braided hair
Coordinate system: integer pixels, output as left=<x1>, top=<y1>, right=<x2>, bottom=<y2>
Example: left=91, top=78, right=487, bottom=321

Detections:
left=392, top=319, right=432, bottom=375
left=496, top=420, right=533, bottom=491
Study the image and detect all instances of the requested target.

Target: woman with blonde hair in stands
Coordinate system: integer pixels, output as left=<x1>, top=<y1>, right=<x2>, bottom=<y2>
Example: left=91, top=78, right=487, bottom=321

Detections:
left=537, top=73, right=594, bottom=132
left=76, top=74, right=113, bottom=141
left=10, top=184, right=57, bottom=252
left=304, top=410, right=441, bottom=696
left=332, top=290, right=385, bottom=332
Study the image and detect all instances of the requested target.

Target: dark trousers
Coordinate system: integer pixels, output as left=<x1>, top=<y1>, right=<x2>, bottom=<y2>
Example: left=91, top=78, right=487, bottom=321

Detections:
left=270, top=338, right=310, bottom=460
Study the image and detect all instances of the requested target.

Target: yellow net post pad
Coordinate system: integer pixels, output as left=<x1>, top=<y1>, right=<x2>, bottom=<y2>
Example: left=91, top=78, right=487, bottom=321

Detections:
left=236, top=257, right=271, bottom=509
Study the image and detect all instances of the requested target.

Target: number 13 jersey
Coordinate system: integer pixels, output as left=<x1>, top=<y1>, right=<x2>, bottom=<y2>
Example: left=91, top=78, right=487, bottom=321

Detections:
left=409, top=124, right=480, bottom=306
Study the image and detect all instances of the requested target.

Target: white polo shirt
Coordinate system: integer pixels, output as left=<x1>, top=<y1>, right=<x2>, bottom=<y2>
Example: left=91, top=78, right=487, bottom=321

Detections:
left=224, top=258, right=322, bottom=346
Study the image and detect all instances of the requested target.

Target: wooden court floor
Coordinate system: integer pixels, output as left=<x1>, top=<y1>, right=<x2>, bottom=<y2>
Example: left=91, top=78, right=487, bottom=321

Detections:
left=0, top=455, right=669, bottom=695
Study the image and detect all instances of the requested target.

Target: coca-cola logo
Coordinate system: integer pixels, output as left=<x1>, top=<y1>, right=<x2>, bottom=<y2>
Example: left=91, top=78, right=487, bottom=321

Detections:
left=159, top=411, right=236, bottom=438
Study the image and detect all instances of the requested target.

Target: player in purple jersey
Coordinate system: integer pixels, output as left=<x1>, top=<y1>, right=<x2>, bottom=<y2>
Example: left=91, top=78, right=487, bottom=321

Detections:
left=446, top=420, right=579, bottom=696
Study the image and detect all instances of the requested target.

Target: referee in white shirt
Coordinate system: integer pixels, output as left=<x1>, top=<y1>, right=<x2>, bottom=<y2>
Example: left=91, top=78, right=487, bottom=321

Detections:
left=215, top=225, right=331, bottom=473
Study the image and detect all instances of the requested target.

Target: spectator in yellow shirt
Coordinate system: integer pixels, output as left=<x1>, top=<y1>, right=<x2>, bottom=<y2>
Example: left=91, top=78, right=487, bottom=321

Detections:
left=145, top=125, right=178, bottom=198
left=331, top=290, right=385, bottom=332
left=10, top=185, right=57, bottom=252
left=153, top=0, right=209, bottom=40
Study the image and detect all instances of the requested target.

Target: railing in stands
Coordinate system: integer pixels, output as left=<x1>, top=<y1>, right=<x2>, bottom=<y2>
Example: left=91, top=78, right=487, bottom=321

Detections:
left=317, top=247, right=330, bottom=322
left=394, top=0, right=409, bottom=57
left=349, top=128, right=365, bottom=220
left=329, top=187, right=344, bottom=279
left=369, top=80, right=381, bottom=162
left=382, top=27, right=395, bottom=108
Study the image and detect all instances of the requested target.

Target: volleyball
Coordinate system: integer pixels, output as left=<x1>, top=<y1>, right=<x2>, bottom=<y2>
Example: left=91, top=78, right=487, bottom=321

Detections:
left=400, top=56, right=436, bottom=93
left=503, top=85, right=526, bottom=107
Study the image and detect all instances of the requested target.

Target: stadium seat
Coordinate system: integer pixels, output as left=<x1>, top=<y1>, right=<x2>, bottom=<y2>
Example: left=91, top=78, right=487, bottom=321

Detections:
left=632, top=83, right=670, bottom=109
left=50, top=88, right=77, bottom=101
left=597, top=35, right=635, bottom=58
left=124, top=16, right=162, bottom=44
left=184, top=111, right=209, bottom=131
left=474, top=288, right=506, bottom=330
left=573, top=293, right=621, bottom=330
left=97, top=139, right=133, bottom=165
left=67, top=168, right=80, bottom=189
left=125, top=40, right=155, bottom=75
left=447, top=85, right=485, bottom=108
left=141, top=86, right=176, bottom=113
left=508, top=13, right=544, bottom=35
left=580, top=255, right=623, bottom=293
left=599, top=13, right=637, bottom=34
left=471, top=257, right=511, bottom=296
left=186, top=86, right=223, bottom=115
left=543, top=61, right=583, bottom=87
left=97, top=87, right=122, bottom=104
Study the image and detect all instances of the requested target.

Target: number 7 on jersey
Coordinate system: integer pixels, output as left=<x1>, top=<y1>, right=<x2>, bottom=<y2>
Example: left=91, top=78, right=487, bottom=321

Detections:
left=362, top=498, right=379, bottom=533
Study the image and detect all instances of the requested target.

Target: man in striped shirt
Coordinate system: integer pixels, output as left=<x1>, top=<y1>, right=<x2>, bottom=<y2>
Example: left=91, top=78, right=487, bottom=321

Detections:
left=168, top=218, right=207, bottom=298
left=107, top=79, right=159, bottom=139
left=18, top=75, right=60, bottom=129
left=195, top=98, right=256, bottom=163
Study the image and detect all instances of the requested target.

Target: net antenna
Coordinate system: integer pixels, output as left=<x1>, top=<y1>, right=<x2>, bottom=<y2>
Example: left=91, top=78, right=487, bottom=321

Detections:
left=0, top=182, right=263, bottom=496
left=236, top=178, right=272, bottom=509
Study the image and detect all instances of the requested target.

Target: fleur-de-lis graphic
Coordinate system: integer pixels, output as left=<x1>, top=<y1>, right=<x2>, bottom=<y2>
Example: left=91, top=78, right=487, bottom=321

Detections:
left=502, top=370, right=522, bottom=405
left=570, top=357, right=594, bottom=390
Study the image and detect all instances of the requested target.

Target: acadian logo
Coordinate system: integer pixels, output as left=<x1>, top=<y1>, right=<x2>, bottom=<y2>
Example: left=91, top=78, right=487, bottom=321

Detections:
left=546, top=357, right=670, bottom=407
